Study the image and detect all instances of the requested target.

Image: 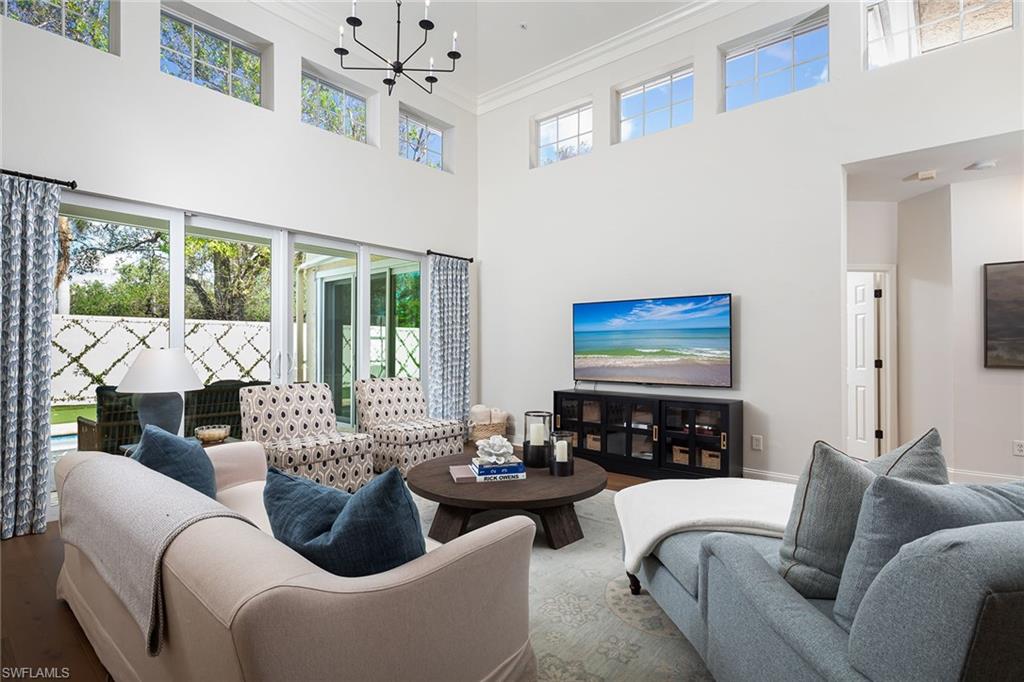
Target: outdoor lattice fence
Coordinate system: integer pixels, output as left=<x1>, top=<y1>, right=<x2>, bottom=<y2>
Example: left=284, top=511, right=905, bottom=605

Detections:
left=51, top=315, right=271, bottom=405
left=52, top=315, right=419, bottom=406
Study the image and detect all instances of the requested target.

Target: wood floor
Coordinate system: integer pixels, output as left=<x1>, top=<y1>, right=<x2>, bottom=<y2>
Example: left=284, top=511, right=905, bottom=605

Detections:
left=1, top=523, right=107, bottom=681
left=0, top=464, right=647, bottom=678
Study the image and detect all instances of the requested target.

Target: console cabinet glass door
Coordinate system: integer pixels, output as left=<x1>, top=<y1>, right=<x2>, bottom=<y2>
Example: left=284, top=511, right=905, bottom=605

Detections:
left=693, top=405, right=728, bottom=473
left=554, top=394, right=581, bottom=447
left=604, top=397, right=657, bottom=464
left=629, top=399, right=657, bottom=463
left=660, top=402, right=692, bottom=470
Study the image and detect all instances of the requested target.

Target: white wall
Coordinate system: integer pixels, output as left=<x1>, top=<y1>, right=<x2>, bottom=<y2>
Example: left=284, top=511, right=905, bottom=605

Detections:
left=895, top=176, right=1024, bottom=481
left=896, top=187, right=955, bottom=448
left=476, top=1, right=1022, bottom=479
left=0, top=1, right=478, bottom=255
left=847, top=201, right=897, bottom=266
left=949, top=174, right=1024, bottom=480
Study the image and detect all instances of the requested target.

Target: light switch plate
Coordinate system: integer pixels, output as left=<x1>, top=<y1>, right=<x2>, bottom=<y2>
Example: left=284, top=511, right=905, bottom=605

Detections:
left=751, top=434, right=764, bottom=451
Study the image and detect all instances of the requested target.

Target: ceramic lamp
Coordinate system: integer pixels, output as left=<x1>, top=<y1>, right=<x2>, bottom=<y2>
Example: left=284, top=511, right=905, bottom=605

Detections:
left=117, top=348, right=204, bottom=435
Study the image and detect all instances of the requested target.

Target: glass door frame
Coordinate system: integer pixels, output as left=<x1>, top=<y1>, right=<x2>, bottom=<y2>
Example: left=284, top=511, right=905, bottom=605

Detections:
left=62, top=191, right=186, bottom=349
left=184, top=213, right=285, bottom=383
left=368, top=249, right=424, bottom=380
left=55, top=193, right=430, bottom=429
left=286, top=237, right=427, bottom=428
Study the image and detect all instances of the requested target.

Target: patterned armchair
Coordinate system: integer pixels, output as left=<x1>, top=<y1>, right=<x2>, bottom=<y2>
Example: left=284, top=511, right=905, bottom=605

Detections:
left=239, top=383, right=374, bottom=492
left=354, top=378, right=464, bottom=476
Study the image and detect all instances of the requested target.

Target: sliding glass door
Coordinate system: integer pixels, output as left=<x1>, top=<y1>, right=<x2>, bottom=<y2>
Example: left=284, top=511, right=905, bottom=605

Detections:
left=293, top=242, right=358, bottom=426
left=52, top=192, right=426, bottom=444
left=369, top=254, right=422, bottom=380
left=183, top=225, right=272, bottom=384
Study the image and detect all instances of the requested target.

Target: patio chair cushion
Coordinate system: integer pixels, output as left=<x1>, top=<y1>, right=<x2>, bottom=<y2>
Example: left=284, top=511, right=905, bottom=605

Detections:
left=263, top=431, right=373, bottom=470
left=369, top=418, right=463, bottom=446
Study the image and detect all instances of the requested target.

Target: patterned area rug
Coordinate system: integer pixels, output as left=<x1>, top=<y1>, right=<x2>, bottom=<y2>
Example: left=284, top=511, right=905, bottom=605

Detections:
left=412, top=490, right=713, bottom=681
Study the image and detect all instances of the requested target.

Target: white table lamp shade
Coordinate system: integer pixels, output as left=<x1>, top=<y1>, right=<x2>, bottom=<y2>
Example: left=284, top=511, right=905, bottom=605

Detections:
left=116, top=348, right=204, bottom=393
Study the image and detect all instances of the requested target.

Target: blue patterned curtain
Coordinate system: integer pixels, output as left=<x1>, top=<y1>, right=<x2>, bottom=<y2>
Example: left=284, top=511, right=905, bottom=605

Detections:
left=1, top=174, right=62, bottom=539
left=427, top=254, right=470, bottom=425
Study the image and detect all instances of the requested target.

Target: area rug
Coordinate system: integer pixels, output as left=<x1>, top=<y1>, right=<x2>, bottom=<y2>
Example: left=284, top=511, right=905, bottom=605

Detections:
left=413, top=490, right=713, bottom=681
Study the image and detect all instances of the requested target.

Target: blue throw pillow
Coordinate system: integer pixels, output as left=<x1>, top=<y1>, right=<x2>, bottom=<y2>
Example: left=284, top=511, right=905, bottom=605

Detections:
left=130, top=424, right=217, bottom=498
left=834, top=477, right=1024, bottom=630
left=264, top=467, right=426, bottom=577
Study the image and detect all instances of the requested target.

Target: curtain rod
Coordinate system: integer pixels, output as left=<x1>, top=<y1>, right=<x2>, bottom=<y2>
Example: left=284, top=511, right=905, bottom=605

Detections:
left=1, top=168, right=78, bottom=190
left=426, top=249, right=474, bottom=263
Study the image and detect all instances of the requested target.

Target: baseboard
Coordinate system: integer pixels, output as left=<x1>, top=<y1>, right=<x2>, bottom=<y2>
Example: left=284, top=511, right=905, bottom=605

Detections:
left=742, top=467, right=800, bottom=484
left=947, top=467, right=1024, bottom=484
left=743, top=466, right=1022, bottom=485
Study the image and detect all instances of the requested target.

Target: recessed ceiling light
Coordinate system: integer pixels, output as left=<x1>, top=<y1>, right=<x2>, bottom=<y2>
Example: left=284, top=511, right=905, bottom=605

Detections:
left=964, top=160, right=997, bottom=171
left=902, top=169, right=937, bottom=182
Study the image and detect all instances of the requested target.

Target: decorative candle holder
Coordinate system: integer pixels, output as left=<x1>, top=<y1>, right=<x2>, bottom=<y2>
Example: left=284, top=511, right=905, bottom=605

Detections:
left=523, top=410, right=553, bottom=468
left=550, top=430, right=575, bottom=476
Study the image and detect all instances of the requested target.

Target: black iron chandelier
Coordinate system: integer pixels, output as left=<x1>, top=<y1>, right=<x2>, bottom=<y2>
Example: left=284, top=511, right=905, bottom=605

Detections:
left=334, top=0, right=462, bottom=96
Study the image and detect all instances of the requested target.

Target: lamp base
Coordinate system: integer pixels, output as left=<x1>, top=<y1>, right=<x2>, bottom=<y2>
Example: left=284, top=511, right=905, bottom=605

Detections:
left=134, top=392, right=184, bottom=435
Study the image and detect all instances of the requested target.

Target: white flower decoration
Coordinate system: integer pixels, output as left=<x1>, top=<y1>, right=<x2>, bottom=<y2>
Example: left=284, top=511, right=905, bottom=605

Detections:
left=475, top=434, right=514, bottom=462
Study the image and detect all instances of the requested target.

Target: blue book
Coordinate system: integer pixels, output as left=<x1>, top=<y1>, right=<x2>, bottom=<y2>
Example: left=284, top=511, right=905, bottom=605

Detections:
left=471, top=456, right=524, bottom=475
left=471, top=462, right=526, bottom=476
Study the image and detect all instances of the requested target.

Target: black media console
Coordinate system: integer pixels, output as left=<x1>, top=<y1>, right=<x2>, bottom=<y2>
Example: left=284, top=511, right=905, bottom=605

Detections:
left=553, top=388, right=743, bottom=479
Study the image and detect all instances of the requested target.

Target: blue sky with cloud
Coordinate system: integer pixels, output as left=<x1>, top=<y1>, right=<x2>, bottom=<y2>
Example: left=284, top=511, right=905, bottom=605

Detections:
left=574, top=295, right=731, bottom=332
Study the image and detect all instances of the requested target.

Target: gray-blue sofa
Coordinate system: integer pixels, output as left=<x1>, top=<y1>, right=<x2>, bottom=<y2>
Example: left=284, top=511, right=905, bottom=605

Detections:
left=637, top=521, right=1024, bottom=681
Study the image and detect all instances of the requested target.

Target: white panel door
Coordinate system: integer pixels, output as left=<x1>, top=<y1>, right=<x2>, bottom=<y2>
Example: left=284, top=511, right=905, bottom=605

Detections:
left=846, top=272, right=878, bottom=459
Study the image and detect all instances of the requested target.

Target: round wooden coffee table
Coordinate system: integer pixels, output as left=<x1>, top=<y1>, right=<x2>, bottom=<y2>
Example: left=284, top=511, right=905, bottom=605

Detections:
left=407, top=454, right=607, bottom=549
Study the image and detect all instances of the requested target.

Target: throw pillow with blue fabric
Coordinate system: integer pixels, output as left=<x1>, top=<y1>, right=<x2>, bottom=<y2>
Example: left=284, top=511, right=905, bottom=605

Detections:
left=130, top=424, right=217, bottom=498
left=834, top=477, right=1024, bottom=630
left=778, top=428, right=948, bottom=598
left=264, top=467, right=426, bottom=577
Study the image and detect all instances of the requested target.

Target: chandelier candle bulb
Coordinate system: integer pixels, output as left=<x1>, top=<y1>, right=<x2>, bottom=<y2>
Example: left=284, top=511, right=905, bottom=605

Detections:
left=424, top=0, right=430, bottom=20
left=351, top=0, right=357, bottom=18
left=338, top=25, right=344, bottom=48
left=452, top=31, right=458, bottom=51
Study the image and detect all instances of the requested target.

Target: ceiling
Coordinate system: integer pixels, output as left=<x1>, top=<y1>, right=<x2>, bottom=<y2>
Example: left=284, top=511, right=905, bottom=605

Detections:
left=286, top=1, right=687, bottom=102
left=846, top=132, right=1024, bottom=202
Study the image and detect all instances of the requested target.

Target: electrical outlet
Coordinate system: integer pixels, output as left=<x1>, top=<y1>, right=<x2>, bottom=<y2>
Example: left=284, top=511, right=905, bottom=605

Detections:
left=1013, top=440, right=1024, bottom=457
left=751, top=434, right=764, bottom=452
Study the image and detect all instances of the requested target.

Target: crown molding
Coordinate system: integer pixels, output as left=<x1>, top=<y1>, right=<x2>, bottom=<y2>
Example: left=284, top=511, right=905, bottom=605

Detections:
left=475, top=0, right=752, bottom=115
left=257, top=0, right=755, bottom=116
left=254, top=0, right=479, bottom=113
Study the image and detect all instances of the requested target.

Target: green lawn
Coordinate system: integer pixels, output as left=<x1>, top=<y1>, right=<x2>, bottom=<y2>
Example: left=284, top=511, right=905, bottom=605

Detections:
left=52, top=404, right=96, bottom=425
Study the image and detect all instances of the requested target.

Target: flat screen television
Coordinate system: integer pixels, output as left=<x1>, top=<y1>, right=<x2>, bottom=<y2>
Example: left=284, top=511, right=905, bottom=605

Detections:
left=573, top=294, right=733, bottom=388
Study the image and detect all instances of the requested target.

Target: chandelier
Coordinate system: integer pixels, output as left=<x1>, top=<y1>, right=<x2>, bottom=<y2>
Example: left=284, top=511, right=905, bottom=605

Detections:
left=334, top=0, right=462, bottom=96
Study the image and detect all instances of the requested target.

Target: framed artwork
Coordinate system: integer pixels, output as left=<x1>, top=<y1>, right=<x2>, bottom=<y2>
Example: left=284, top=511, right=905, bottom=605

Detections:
left=984, top=260, right=1024, bottom=368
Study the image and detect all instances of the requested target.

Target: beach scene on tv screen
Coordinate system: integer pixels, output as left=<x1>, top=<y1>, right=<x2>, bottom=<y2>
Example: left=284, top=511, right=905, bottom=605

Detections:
left=573, top=295, right=732, bottom=387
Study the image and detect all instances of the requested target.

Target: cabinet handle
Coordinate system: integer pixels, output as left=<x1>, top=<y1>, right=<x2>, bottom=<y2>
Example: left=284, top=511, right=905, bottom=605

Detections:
left=721, top=432, right=727, bottom=450
left=653, top=425, right=659, bottom=442
left=555, top=414, right=561, bottom=428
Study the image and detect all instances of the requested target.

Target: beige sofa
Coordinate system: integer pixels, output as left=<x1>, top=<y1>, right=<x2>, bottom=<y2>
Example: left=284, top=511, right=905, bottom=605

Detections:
left=55, top=443, right=537, bottom=682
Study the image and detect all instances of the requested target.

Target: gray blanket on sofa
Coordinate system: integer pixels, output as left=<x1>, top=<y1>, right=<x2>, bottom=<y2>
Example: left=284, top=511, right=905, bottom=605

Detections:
left=60, top=454, right=253, bottom=656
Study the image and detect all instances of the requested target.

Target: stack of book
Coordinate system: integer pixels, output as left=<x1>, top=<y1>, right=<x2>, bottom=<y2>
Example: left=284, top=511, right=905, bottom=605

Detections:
left=450, top=456, right=526, bottom=483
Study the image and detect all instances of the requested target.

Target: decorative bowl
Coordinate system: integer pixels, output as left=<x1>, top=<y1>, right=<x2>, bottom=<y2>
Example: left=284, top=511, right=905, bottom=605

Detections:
left=194, top=425, right=230, bottom=444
